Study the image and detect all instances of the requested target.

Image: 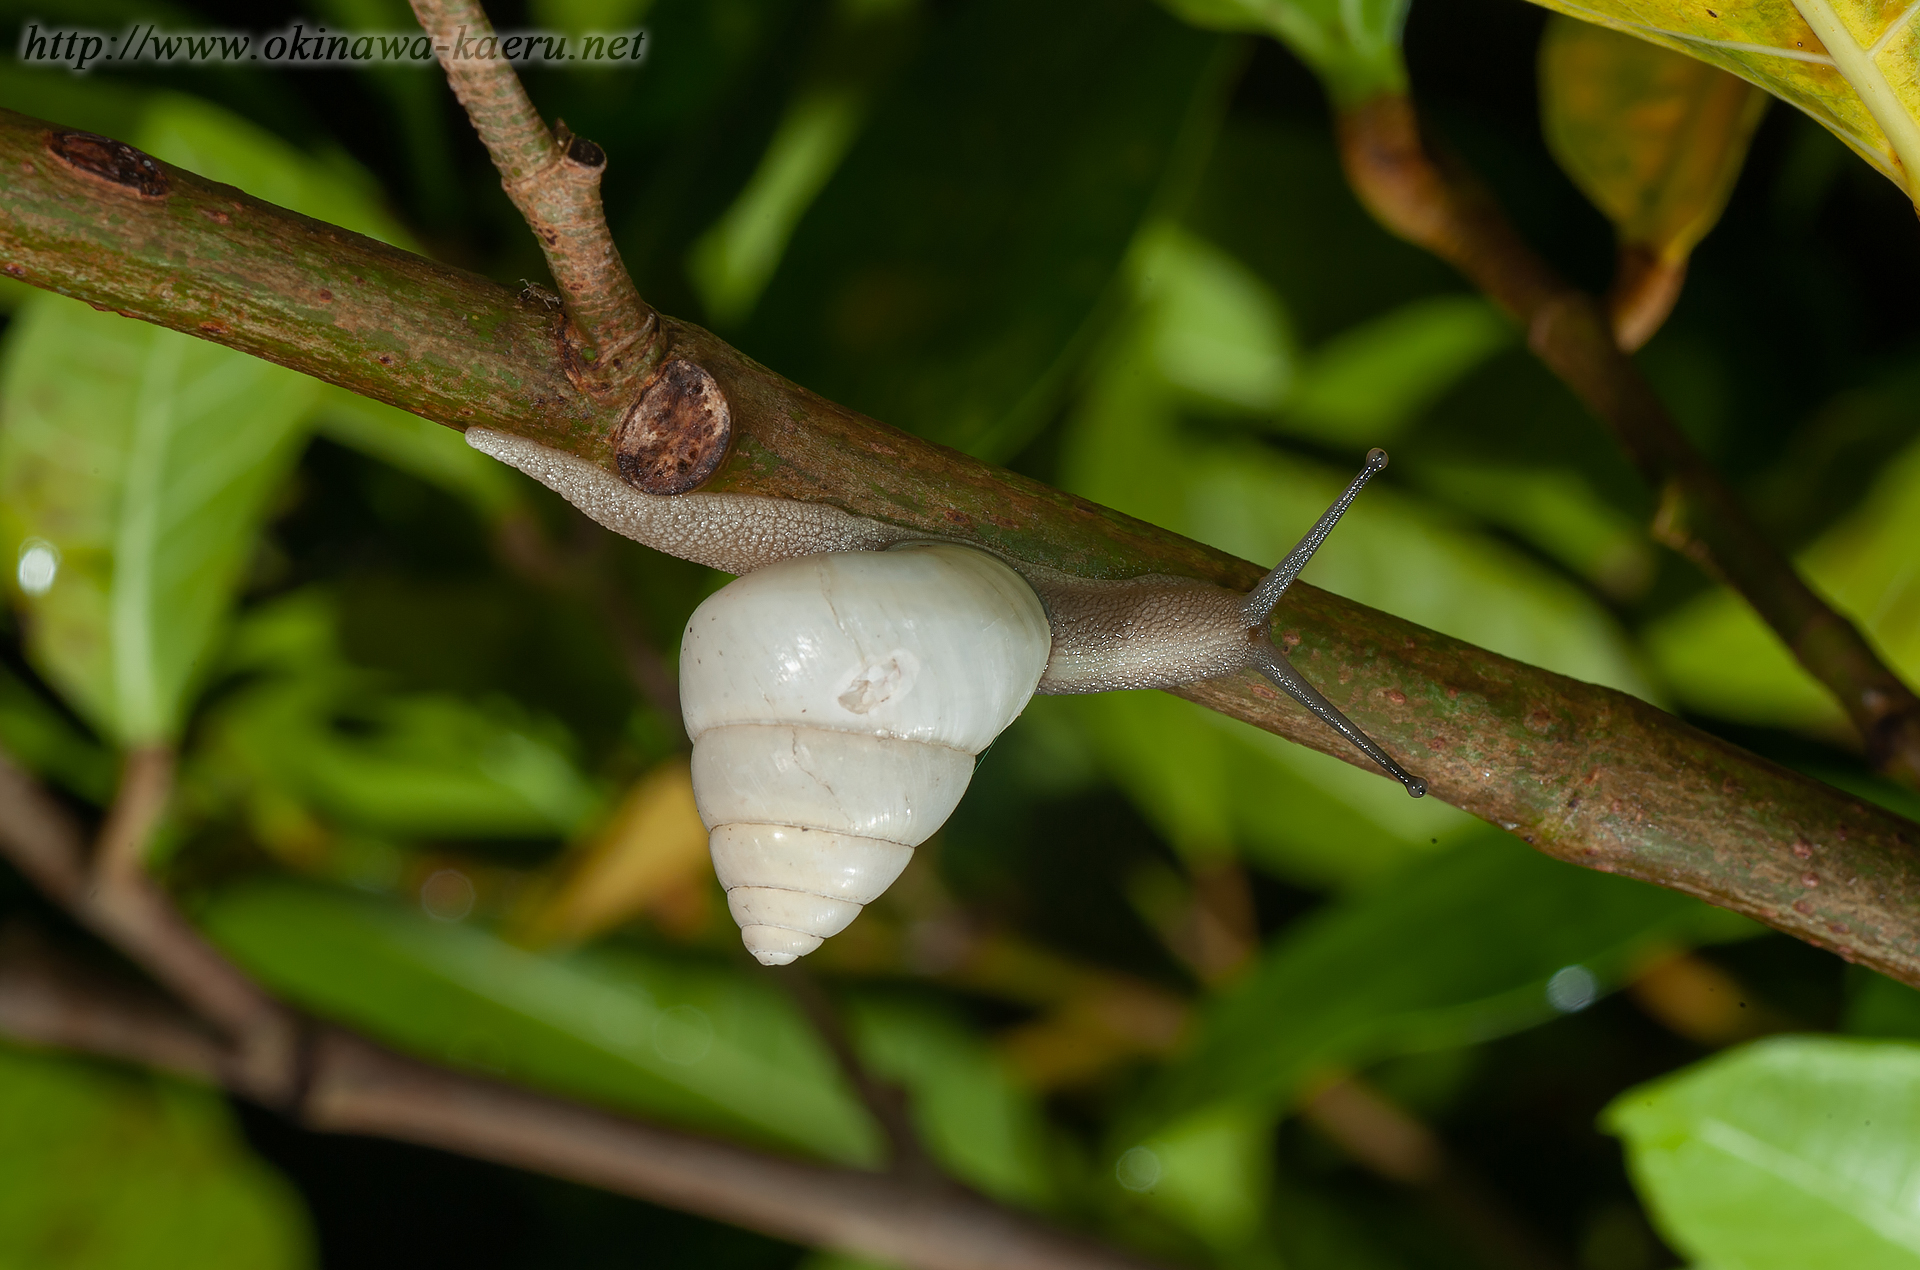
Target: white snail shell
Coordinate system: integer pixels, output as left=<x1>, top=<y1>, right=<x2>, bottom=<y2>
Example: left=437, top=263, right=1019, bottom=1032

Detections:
left=680, top=543, right=1051, bottom=964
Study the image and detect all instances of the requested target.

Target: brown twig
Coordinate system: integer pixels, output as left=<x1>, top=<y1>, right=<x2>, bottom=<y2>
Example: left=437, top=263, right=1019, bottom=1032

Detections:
left=92, top=745, right=173, bottom=881
left=0, top=925, right=232, bottom=1082
left=0, top=939, right=1167, bottom=1270
left=777, top=965, right=939, bottom=1179
left=0, top=752, right=1166, bottom=1270
left=1605, top=245, right=1687, bottom=353
left=1299, top=1072, right=1576, bottom=1270
left=1336, top=93, right=1920, bottom=789
left=407, top=0, right=656, bottom=389
left=0, top=752, right=290, bottom=1098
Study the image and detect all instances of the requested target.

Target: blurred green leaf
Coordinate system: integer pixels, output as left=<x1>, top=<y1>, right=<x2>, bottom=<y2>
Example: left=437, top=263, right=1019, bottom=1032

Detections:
left=1410, top=461, right=1656, bottom=601
left=0, top=93, right=418, bottom=744
left=1606, top=1036, right=1920, bottom=1268
left=1155, top=0, right=1407, bottom=105
left=1281, top=295, right=1513, bottom=444
left=0, top=299, right=317, bottom=744
left=1644, top=427, right=1920, bottom=736
left=1135, top=223, right=1297, bottom=414
left=1123, top=1103, right=1274, bottom=1253
left=1520, top=0, right=1920, bottom=203
left=1185, top=120, right=1460, bottom=345
left=204, top=879, right=883, bottom=1165
left=739, top=0, right=1224, bottom=459
left=691, top=84, right=867, bottom=327
left=199, top=593, right=600, bottom=841
left=0, top=58, right=155, bottom=146
left=0, top=1045, right=312, bottom=1270
left=688, top=0, right=925, bottom=328
left=1066, top=691, right=1474, bottom=888
left=1540, top=16, right=1766, bottom=265
left=850, top=997, right=1059, bottom=1205
left=1142, top=832, right=1755, bottom=1127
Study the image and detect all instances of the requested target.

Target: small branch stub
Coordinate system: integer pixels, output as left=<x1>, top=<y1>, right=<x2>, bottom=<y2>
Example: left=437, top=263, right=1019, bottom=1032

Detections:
left=47, top=131, right=168, bottom=198
left=614, top=359, right=732, bottom=494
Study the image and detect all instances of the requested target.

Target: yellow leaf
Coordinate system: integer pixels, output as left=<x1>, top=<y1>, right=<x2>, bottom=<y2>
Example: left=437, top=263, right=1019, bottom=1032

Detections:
left=1529, top=0, right=1920, bottom=204
left=1541, top=17, right=1768, bottom=345
left=516, top=757, right=713, bottom=947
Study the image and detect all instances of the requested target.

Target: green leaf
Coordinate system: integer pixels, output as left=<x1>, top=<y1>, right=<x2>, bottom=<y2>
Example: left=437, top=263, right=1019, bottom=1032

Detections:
left=1120, top=1104, right=1274, bottom=1252
left=1643, top=427, right=1920, bottom=736
left=0, top=93, right=415, bottom=744
left=1134, top=223, right=1298, bottom=414
left=1540, top=16, right=1767, bottom=264
left=529, top=0, right=658, bottom=30
left=1605, top=1036, right=1920, bottom=1268
left=1155, top=0, right=1408, bottom=105
left=198, top=595, right=601, bottom=840
left=202, top=879, right=883, bottom=1164
left=1522, top=0, right=1920, bottom=204
left=0, top=1045, right=312, bottom=1270
left=0, top=299, right=317, bottom=744
left=1142, top=832, right=1753, bottom=1126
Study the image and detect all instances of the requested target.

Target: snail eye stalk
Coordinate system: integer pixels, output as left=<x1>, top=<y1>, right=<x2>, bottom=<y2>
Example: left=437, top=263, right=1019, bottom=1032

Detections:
left=1242, top=448, right=1427, bottom=799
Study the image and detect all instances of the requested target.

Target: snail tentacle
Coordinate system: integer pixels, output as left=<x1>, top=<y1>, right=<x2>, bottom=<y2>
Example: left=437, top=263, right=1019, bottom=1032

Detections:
left=1247, top=637, right=1427, bottom=798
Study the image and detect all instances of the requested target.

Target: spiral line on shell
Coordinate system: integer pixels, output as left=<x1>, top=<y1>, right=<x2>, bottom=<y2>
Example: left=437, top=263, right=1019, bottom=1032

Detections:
left=680, top=545, right=1052, bottom=965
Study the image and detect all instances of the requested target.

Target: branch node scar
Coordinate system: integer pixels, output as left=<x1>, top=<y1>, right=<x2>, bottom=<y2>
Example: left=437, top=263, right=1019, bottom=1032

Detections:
left=47, top=130, right=168, bottom=198
left=613, top=358, right=732, bottom=494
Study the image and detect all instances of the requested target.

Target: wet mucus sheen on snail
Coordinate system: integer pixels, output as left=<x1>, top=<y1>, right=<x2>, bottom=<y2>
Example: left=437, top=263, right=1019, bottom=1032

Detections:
left=467, top=367, right=1423, bottom=965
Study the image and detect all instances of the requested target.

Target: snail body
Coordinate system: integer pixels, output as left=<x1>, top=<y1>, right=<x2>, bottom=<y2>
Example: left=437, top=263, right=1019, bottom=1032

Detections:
left=467, top=428, right=1424, bottom=964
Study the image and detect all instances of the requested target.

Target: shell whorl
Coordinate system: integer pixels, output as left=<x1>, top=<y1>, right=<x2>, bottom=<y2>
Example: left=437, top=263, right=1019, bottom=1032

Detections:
left=680, top=544, right=1052, bottom=964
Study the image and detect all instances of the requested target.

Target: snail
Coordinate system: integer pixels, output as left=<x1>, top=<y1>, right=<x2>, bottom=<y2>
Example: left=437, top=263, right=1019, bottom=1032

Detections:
left=466, top=429, right=1422, bottom=964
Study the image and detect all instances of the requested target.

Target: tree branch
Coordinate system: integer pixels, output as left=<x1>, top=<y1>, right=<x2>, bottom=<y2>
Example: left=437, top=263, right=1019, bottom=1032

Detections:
left=1, top=107, right=1918, bottom=980
left=0, top=762, right=1168, bottom=1270
left=777, top=965, right=939, bottom=1180
left=93, top=745, right=173, bottom=881
left=0, top=751, right=299, bottom=1097
left=1334, top=93, right=1920, bottom=789
left=407, top=0, right=656, bottom=388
